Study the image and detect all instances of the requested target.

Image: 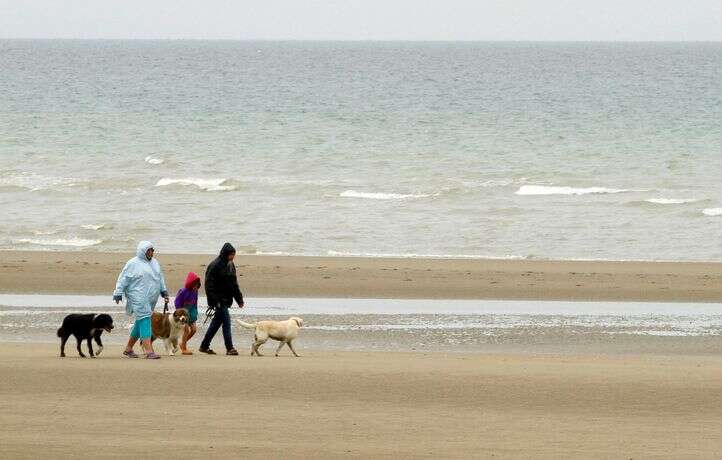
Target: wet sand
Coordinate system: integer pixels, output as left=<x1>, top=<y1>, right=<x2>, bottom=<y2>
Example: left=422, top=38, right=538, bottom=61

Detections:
left=1, top=250, right=722, bottom=301
left=0, top=343, right=720, bottom=459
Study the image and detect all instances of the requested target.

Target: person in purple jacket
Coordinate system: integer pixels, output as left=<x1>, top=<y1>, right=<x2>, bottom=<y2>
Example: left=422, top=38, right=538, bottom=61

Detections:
left=175, top=271, right=201, bottom=355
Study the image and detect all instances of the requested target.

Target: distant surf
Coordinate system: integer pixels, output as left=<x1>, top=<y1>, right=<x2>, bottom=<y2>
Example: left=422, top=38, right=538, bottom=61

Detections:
left=80, top=224, right=109, bottom=231
left=0, top=172, right=76, bottom=192
left=340, top=190, right=433, bottom=200
left=155, top=177, right=236, bottom=192
left=144, top=155, right=164, bottom=165
left=644, top=198, right=700, bottom=205
left=702, top=208, right=722, bottom=217
left=516, top=185, right=642, bottom=196
left=15, top=238, right=103, bottom=248
left=325, top=250, right=524, bottom=259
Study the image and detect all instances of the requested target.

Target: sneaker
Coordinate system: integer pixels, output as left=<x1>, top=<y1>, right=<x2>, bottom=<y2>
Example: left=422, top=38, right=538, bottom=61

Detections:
left=123, top=349, right=139, bottom=358
left=145, top=352, right=161, bottom=359
left=226, top=349, right=239, bottom=356
left=198, top=347, right=216, bottom=355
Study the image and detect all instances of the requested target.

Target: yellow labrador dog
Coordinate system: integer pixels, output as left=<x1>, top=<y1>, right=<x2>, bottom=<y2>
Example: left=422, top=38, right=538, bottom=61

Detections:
left=237, top=317, right=303, bottom=357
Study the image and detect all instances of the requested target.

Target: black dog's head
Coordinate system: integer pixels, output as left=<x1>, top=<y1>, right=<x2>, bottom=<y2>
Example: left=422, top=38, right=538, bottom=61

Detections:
left=93, top=314, right=114, bottom=332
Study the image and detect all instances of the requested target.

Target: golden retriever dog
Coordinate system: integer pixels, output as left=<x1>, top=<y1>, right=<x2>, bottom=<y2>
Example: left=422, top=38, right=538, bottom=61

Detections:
left=237, top=317, right=303, bottom=357
left=151, top=309, right=188, bottom=355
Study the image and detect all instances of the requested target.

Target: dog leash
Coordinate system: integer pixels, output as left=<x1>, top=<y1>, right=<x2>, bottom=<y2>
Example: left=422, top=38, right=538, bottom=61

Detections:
left=163, top=298, right=169, bottom=314
left=203, top=305, right=216, bottom=325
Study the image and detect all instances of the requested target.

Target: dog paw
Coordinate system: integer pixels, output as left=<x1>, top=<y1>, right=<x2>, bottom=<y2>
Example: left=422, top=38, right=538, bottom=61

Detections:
left=96, top=346, right=103, bottom=356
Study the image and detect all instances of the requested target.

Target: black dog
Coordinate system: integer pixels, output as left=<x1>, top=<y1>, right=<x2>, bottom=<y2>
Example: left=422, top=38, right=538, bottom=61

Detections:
left=57, top=314, right=114, bottom=358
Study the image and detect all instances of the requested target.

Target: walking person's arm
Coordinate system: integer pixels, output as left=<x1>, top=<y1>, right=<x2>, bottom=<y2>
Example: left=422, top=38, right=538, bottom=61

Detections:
left=113, top=262, right=131, bottom=304
left=204, top=263, right=218, bottom=307
left=159, top=265, right=169, bottom=300
left=230, top=265, right=244, bottom=308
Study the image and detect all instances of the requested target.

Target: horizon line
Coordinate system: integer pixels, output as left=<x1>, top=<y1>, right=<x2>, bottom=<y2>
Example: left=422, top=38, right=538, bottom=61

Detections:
left=1, top=37, right=721, bottom=43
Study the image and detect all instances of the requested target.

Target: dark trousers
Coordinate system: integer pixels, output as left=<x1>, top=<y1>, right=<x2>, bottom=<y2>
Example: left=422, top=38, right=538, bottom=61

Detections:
left=200, top=306, right=234, bottom=350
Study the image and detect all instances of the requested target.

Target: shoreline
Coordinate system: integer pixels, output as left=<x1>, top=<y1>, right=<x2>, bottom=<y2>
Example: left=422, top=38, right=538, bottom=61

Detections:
left=1, top=343, right=720, bottom=458
left=1, top=250, right=722, bottom=301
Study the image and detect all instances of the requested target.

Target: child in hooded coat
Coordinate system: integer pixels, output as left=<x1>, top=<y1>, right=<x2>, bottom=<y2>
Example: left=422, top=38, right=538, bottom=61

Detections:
left=175, top=272, right=201, bottom=355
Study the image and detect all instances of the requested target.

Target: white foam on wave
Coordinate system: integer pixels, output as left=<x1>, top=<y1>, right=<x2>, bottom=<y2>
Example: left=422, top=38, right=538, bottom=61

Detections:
left=461, top=177, right=528, bottom=188
left=0, top=172, right=76, bottom=191
left=702, top=208, right=722, bottom=216
left=516, top=185, right=642, bottom=196
left=340, top=190, right=433, bottom=200
left=144, top=155, right=164, bottom=165
left=260, top=250, right=687, bottom=263
left=645, top=198, right=700, bottom=205
left=155, top=178, right=236, bottom=192
left=81, top=224, right=109, bottom=231
left=15, top=238, right=103, bottom=248
left=32, top=229, right=60, bottom=236
left=325, top=250, right=524, bottom=260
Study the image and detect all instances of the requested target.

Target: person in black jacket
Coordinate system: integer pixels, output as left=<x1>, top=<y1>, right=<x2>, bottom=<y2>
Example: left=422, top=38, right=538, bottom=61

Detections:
left=199, top=242, right=244, bottom=355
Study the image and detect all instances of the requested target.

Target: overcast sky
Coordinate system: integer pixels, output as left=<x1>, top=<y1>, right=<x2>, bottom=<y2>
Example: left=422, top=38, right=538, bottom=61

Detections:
left=1, top=0, right=721, bottom=41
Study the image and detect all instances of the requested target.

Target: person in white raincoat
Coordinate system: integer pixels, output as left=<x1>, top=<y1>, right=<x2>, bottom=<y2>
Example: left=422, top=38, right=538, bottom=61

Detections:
left=113, top=241, right=169, bottom=359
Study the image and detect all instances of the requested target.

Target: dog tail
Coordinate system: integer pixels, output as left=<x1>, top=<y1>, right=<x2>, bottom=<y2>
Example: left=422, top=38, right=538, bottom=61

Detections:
left=56, top=327, right=65, bottom=337
left=236, top=320, right=256, bottom=330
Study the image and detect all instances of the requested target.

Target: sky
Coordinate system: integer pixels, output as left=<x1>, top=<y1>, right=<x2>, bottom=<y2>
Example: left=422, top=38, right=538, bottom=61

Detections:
left=1, top=0, right=721, bottom=41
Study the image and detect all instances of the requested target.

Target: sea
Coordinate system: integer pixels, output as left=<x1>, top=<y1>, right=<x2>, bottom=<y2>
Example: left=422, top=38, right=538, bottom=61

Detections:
left=1, top=40, right=722, bottom=261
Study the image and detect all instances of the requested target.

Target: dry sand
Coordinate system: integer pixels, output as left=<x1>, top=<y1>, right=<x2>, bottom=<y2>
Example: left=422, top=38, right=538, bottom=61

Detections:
left=2, top=250, right=722, bottom=301
left=0, top=343, right=720, bottom=459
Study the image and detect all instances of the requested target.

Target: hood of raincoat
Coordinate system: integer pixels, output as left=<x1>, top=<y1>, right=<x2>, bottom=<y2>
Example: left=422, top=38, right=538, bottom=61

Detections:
left=219, top=242, right=236, bottom=259
left=136, top=241, right=154, bottom=260
left=184, top=272, right=201, bottom=289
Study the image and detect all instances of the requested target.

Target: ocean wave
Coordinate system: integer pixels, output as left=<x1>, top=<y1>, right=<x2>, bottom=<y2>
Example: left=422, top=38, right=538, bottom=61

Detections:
left=0, top=172, right=76, bottom=192
left=460, top=177, right=528, bottom=188
left=81, top=224, right=110, bottom=231
left=702, top=208, right=722, bottom=217
left=644, top=198, right=700, bottom=205
left=155, top=177, right=237, bottom=192
left=325, top=250, right=524, bottom=260
left=340, top=190, right=434, bottom=200
left=242, top=176, right=338, bottom=187
left=15, top=238, right=103, bottom=248
left=144, top=155, right=164, bottom=165
left=247, top=250, right=689, bottom=262
left=32, top=229, right=60, bottom=236
left=516, top=185, right=643, bottom=196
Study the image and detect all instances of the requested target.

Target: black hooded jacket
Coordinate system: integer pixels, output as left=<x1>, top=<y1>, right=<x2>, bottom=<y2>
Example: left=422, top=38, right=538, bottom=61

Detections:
left=204, top=243, right=243, bottom=308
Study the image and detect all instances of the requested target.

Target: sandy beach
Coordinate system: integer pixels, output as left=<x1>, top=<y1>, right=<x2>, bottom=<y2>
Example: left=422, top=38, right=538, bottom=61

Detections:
left=0, top=343, right=720, bottom=459
left=2, top=250, right=722, bottom=302
left=1, top=253, right=721, bottom=457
